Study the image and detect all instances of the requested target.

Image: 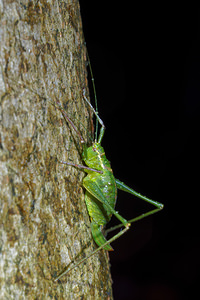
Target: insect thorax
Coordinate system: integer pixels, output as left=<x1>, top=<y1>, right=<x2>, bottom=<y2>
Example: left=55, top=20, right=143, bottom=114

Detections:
left=82, top=142, right=112, bottom=172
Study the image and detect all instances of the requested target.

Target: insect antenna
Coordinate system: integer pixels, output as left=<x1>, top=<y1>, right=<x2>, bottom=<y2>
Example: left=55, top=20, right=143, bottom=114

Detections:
left=52, top=99, right=86, bottom=144
left=86, top=49, right=99, bottom=142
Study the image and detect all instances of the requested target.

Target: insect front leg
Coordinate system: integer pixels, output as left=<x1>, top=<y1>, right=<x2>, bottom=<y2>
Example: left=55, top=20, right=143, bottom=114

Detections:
left=83, top=89, right=105, bottom=144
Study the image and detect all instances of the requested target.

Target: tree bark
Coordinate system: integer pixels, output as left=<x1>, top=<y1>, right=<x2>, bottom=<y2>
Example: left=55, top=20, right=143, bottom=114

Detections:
left=0, top=1, right=113, bottom=299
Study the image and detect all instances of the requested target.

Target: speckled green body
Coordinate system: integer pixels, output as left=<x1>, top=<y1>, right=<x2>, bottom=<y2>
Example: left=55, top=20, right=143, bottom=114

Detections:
left=82, top=142, right=117, bottom=250
left=53, top=84, right=164, bottom=281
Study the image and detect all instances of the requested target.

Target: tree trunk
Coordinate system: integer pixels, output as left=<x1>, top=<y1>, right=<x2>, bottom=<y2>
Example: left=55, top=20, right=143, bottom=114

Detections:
left=0, top=1, right=113, bottom=299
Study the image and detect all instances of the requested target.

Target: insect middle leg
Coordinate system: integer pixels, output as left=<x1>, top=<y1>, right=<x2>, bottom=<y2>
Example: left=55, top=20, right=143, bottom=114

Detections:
left=59, top=160, right=103, bottom=174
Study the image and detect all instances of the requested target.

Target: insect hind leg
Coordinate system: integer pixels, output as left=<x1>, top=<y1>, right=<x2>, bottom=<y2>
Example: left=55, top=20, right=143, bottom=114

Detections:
left=54, top=223, right=130, bottom=281
left=106, top=179, right=164, bottom=234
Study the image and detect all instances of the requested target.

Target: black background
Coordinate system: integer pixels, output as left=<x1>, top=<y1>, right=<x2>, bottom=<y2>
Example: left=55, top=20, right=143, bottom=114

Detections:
left=79, top=2, right=200, bottom=299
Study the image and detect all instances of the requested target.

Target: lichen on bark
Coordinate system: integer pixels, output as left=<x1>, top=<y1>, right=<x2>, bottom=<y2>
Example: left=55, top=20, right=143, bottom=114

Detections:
left=0, top=1, right=113, bottom=299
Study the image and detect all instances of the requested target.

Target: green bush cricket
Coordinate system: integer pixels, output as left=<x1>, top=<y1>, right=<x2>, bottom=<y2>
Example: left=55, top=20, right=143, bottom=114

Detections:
left=53, top=55, right=164, bottom=281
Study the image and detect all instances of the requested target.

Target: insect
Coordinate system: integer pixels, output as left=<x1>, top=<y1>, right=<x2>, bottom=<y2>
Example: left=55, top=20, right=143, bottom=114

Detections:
left=53, top=55, right=164, bottom=281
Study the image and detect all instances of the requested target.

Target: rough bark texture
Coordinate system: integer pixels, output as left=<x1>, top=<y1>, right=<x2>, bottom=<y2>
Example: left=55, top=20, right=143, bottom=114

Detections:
left=0, top=1, right=113, bottom=299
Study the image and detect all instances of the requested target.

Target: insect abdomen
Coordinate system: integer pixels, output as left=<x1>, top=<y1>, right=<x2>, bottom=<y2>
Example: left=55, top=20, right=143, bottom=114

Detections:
left=84, top=170, right=117, bottom=225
